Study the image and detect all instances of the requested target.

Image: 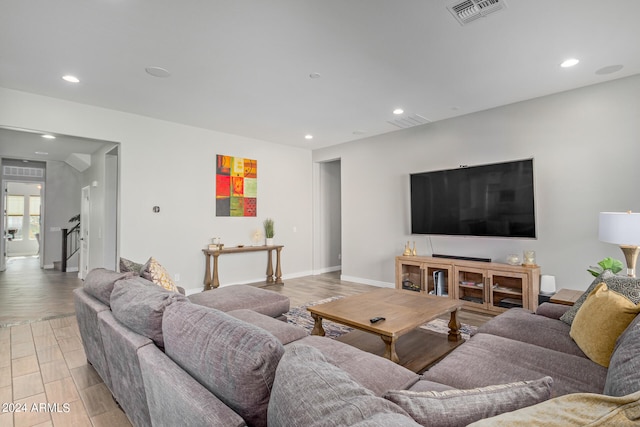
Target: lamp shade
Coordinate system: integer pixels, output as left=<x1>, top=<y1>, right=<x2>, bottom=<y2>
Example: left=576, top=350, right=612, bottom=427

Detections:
left=599, top=212, right=640, bottom=246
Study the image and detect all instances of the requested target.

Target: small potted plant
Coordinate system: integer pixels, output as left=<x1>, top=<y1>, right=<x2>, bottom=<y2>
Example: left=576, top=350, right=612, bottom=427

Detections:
left=587, top=257, right=624, bottom=277
left=263, top=218, right=275, bottom=246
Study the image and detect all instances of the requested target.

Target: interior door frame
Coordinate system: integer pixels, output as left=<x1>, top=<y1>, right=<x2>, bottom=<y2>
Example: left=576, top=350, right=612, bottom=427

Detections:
left=79, top=185, right=91, bottom=279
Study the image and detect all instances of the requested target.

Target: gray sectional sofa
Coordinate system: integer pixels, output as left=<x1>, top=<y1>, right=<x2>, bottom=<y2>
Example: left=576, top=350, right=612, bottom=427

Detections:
left=74, top=268, right=640, bottom=426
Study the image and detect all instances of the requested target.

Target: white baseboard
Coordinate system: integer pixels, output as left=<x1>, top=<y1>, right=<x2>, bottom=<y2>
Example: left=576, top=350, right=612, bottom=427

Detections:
left=313, top=265, right=341, bottom=275
left=339, top=275, right=394, bottom=288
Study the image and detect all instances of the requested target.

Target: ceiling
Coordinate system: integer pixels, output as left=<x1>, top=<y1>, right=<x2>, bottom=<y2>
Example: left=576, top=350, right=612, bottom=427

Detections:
left=0, top=127, right=107, bottom=163
left=1, top=0, right=639, bottom=150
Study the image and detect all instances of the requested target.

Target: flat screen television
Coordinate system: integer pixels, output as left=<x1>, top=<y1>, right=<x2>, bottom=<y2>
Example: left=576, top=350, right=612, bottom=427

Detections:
left=410, top=159, right=536, bottom=238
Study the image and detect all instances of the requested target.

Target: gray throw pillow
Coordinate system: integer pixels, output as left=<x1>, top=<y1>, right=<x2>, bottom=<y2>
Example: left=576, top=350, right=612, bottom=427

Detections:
left=83, top=268, right=136, bottom=306
left=163, top=302, right=285, bottom=427
left=383, top=377, right=553, bottom=427
left=268, top=344, right=420, bottom=427
left=604, top=313, right=640, bottom=396
left=560, top=271, right=640, bottom=325
left=110, top=277, right=187, bottom=349
left=119, top=257, right=143, bottom=274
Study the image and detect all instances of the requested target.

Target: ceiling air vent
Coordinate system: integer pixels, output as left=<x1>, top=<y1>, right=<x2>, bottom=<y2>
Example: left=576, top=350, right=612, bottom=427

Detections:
left=448, top=0, right=507, bottom=25
left=387, top=114, right=431, bottom=129
left=3, top=166, right=45, bottom=178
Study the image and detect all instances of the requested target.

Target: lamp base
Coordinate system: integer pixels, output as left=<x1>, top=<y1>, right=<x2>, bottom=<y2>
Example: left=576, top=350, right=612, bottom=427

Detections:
left=620, top=245, right=640, bottom=278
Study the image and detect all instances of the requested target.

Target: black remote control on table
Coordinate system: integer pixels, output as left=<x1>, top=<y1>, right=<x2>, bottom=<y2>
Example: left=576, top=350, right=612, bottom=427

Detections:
left=370, top=316, right=385, bottom=323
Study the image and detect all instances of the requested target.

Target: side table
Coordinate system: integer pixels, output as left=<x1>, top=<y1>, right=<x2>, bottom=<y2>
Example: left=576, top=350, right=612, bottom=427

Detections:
left=549, top=289, right=583, bottom=306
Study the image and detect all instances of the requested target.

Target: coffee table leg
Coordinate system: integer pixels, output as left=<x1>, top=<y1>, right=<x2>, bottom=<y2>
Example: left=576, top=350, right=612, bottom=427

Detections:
left=448, top=310, right=462, bottom=342
left=381, top=336, right=400, bottom=363
left=310, top=313, right=325, bottom=337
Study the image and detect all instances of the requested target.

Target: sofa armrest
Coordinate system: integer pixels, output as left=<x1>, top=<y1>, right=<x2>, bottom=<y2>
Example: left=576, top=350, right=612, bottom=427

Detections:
left=536, top=302, right=571, bottom=319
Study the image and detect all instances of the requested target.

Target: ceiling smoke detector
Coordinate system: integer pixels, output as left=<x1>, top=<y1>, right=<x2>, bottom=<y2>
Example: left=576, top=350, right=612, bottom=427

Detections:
left=448, top=0, right=507, bottom=25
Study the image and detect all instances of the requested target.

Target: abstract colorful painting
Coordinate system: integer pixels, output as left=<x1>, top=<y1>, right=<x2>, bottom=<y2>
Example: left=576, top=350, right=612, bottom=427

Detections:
left=216, top=154, right=257, bottom=217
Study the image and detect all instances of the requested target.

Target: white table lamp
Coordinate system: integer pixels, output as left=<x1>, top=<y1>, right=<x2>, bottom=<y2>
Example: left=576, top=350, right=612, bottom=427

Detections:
left=599, top=211, right=640, bottom=277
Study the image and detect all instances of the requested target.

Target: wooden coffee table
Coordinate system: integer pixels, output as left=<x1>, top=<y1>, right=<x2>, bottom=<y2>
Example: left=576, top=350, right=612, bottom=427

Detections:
left=307, top=288, right=464, bottom=372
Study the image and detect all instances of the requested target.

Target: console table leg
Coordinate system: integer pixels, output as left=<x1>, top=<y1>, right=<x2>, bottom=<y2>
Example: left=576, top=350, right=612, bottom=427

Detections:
left=266, top=249, right=274, bottom=283
left=448, top=309, right=462, bottom=342
left=275, top=247, right=283, bottom=285
left=212, top=253, right=220, bottom=289
left=203, top=253, right=212, bottom=291
left=310, top=313, right=325, bottom=336
left=381, top=336, right=400, bottom=364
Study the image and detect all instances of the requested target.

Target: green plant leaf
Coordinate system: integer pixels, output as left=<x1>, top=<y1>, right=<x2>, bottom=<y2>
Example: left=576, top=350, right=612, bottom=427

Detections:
left=594, top=257, right=624, bottom=275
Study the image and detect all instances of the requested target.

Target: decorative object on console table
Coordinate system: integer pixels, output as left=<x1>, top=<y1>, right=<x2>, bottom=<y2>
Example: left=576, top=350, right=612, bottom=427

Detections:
left=403, top=241, right=412, bottom=256
left=522, top=250, right=536, bottom=266
left=506, top=254, right=521, bottom=266
left=264, top=218, right=275, bottom=246
left=599, top=211, right=640, bottom=277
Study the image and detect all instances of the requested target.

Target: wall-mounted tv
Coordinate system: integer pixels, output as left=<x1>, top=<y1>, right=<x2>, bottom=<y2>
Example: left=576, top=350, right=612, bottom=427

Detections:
left=410, top=159, right=536, bottom=238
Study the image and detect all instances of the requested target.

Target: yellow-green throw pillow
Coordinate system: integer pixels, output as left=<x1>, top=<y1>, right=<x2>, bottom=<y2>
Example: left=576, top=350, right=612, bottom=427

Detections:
left=570, top=282, right=640, bottom=367
left=141, top=257, right=178, bottom=292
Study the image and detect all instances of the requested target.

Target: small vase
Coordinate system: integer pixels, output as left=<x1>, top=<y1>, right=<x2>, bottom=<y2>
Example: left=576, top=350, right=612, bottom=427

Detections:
left=266, top=238, right=274, bottom=246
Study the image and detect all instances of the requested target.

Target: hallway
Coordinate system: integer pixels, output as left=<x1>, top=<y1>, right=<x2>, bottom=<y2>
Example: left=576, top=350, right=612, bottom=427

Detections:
left=0, top=257, right=83, bottom=327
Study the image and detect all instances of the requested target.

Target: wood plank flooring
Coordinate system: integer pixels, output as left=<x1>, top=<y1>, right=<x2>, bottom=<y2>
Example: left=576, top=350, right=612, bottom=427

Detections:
left=0, top=260, right=492, bottom=427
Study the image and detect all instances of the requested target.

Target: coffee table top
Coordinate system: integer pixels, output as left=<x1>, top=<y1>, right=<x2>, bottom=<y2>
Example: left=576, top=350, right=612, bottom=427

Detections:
left=307, top=288, right=463, bottom=338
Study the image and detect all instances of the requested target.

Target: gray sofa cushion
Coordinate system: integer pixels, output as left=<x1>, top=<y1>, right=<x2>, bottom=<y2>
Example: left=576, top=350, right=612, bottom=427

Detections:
left=138, top=344, right=247, bottom=427
left=560, top=271, right=640, bottom=325
left=604, top=313, right=640, bottom=396
left=83, top=268, right=136, bottom=306
left=227, top=309, right=308, bottom=344
left=478, top=308, right=586, bottom=357
left=110, top=277, right=187, bottom=349
left=422, top=333, right=607, bottom=396
left=188, top=284, right=290, bottom=318
left=163, top=301, right=284, bottom=427
left=267, top=344, right=420, bottom=427
left=383, top=377, right=553, bottom=427
left=291, top=335, right=420, bottom=396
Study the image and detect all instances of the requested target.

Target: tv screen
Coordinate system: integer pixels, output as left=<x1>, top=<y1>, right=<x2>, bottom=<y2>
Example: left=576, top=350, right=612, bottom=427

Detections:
left=410, top=159, right=536, bottom=238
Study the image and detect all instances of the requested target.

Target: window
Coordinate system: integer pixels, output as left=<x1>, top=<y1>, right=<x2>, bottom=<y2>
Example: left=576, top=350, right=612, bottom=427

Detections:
left=29, top=195, right=41, bottom=240
left=7, top=195, right=24, bottom=240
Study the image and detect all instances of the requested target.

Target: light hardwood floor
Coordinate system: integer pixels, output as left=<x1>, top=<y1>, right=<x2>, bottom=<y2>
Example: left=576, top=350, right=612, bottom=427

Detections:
left=0, top=259, right=492, bottom=427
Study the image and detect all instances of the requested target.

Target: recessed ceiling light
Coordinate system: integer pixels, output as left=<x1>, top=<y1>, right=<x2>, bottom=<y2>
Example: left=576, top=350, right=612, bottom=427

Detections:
left=62, top=75, right=80, bottom=83
left=145, top=67, right=171, bottom=78
left=309, top=72, right=321, bottom=79
left=35, top=151, right=48, bottom=156
left=305, top=134, right=313, bottom=140
left=560, top=58, right=580, bottom=68
left=393, top=108, right=404, bottom=115
left=41, top=134, right=56, bottom=140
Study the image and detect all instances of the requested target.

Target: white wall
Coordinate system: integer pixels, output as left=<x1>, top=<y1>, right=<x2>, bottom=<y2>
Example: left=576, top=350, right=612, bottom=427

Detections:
left=0, top=88, right=313, bottom=293
left=314, top=75, right=640, bottom=291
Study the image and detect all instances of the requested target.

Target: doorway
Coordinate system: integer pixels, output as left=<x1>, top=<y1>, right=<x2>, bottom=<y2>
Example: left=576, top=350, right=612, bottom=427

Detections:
left=313, top=159, right=342, bottom=274
left=2, top=180, right=44, bottom=270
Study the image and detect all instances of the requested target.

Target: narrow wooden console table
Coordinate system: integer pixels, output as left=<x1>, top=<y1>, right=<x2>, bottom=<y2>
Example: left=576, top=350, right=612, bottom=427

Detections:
left=202, top=245, right=284, bottom=290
